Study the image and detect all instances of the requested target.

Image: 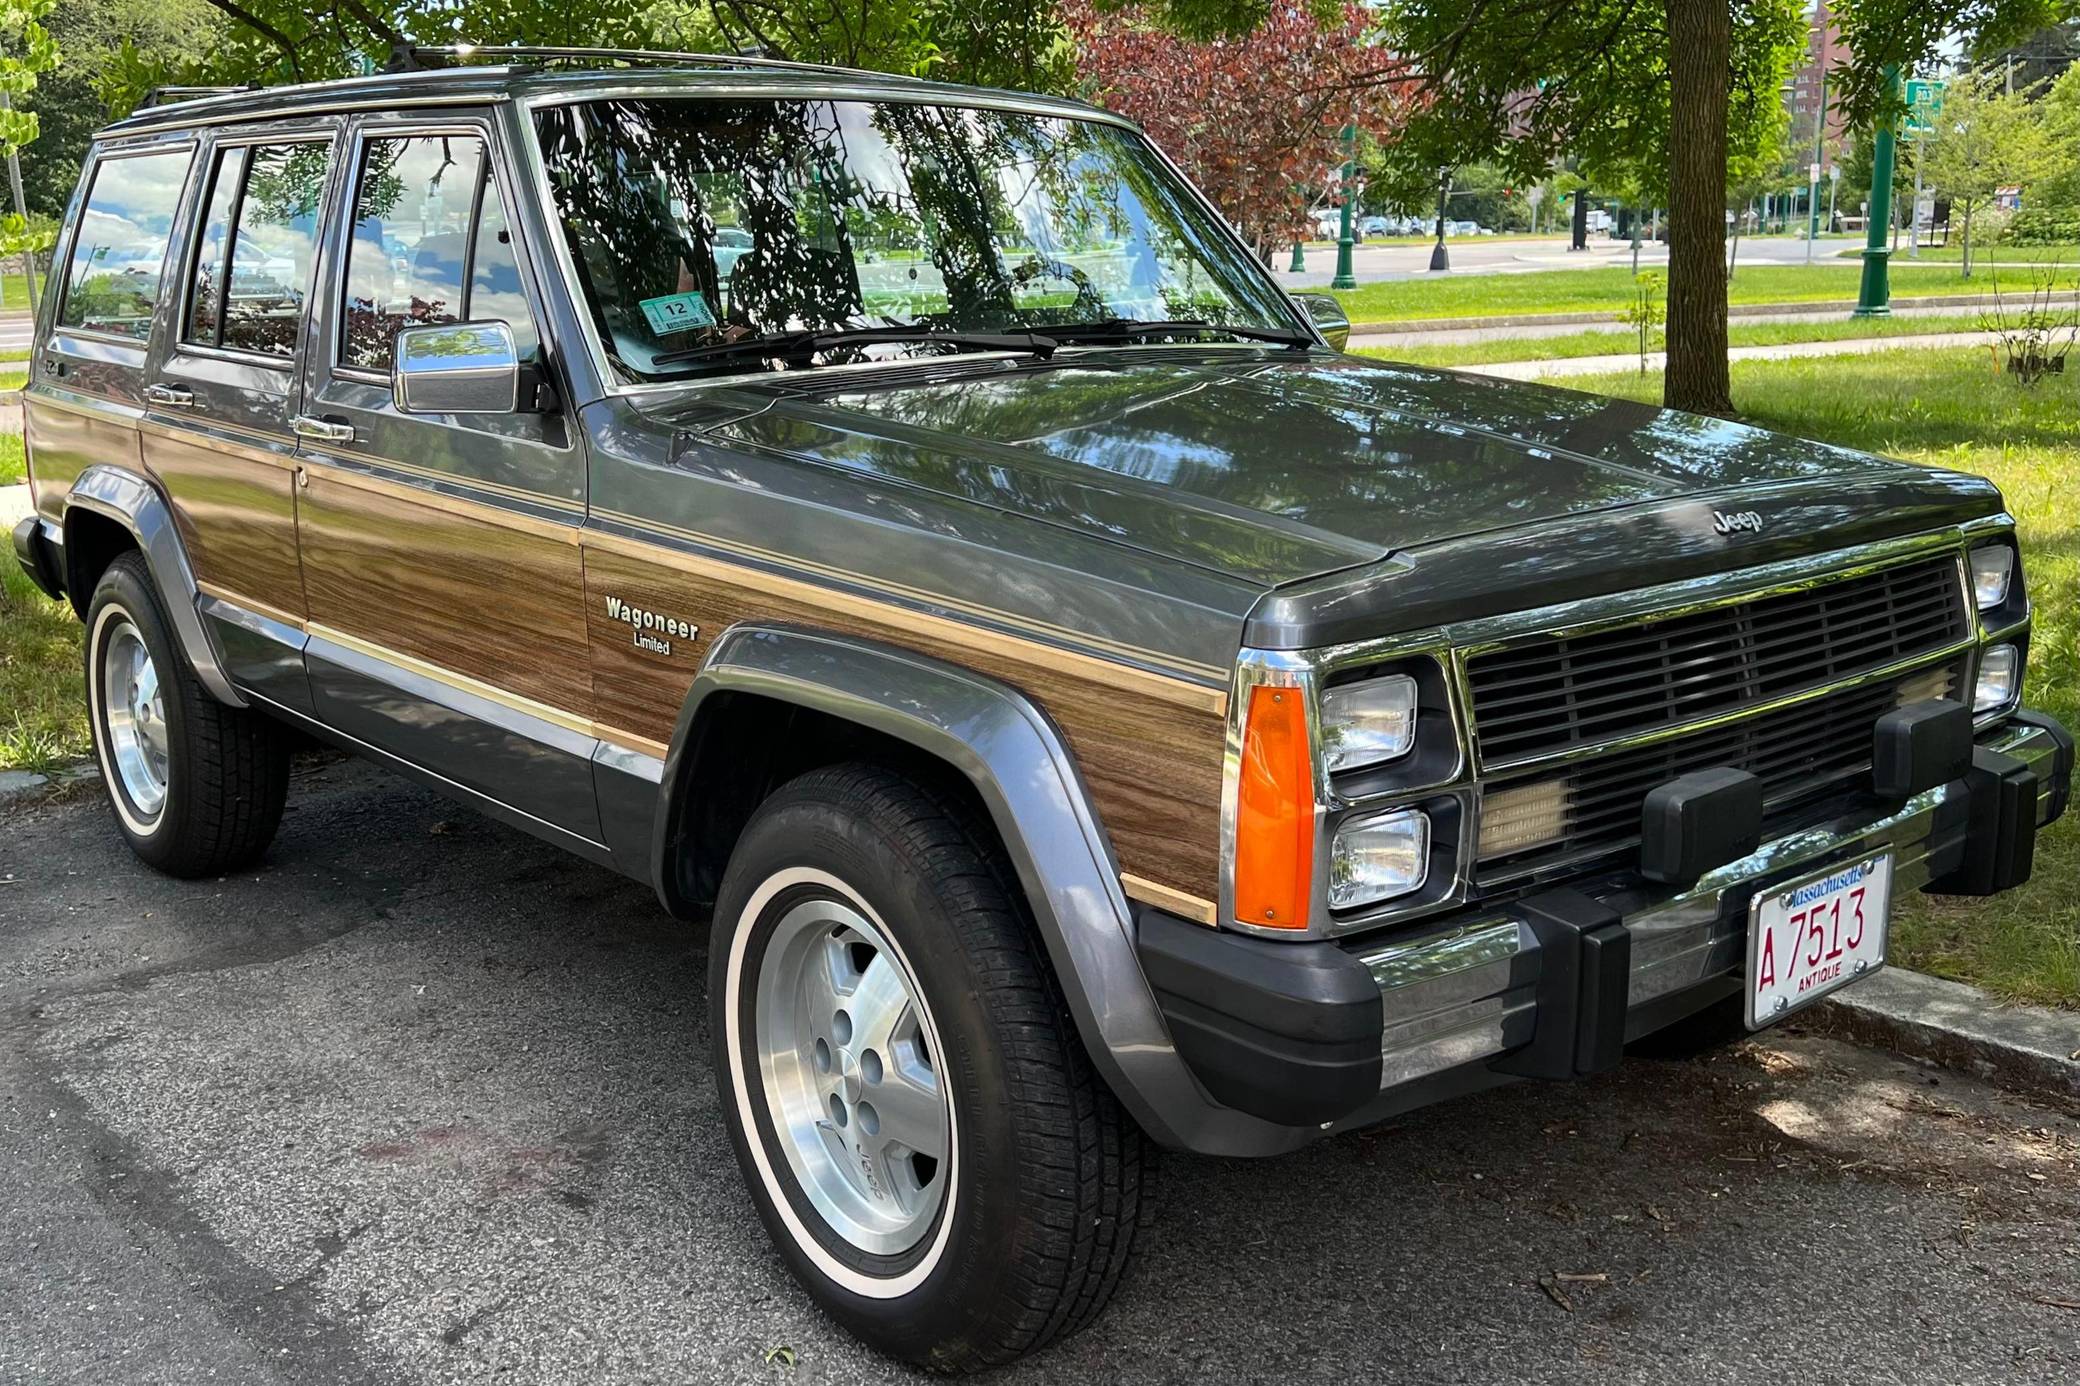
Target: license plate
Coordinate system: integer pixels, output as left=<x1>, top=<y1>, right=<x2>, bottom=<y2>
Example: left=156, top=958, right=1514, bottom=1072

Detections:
left=1745, top=854, right=1892, bottom=1029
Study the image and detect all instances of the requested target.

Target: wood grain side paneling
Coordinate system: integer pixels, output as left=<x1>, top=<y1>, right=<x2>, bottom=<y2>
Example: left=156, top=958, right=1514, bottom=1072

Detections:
left=582, top=541, right=1226, bottom=906
left=142, top=432, right=305, bottom=617
left=298, top=468, right=592, bottom=716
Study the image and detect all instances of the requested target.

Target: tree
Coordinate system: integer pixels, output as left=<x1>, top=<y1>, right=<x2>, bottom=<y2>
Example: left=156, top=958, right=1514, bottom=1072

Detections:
left=1066, top=1, right=1419, bottom=260
left=98, top=1, right=1078, bottom=113
left=0, top=0, right=57, bottom=150
left=1354, top=0, right=2068, bottom=417
left=2040, top=60, right=2080, bottom=207
left=1366, top=1, right=1806, bottom=417
left=1917, top=69, right=2052, bottom=275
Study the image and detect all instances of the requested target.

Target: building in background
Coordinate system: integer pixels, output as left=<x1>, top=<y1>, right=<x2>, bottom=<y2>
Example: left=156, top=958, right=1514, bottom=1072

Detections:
left=1785, top=0, right=1850, bottom=153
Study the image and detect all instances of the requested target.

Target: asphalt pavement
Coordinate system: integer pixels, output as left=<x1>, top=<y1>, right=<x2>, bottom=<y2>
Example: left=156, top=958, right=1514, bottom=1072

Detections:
left=4, top=757, right=2078, bottom=1385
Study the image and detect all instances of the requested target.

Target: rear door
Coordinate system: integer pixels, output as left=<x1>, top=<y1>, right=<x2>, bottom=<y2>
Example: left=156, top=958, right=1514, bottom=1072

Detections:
left=139, top=122, right=338, bottom=711
left=290, top=111, right=600, bottom=845
left=26, top=136, right=196, bottom=520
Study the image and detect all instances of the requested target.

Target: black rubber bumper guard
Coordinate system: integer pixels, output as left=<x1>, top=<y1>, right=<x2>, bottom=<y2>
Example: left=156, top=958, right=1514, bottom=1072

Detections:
left=12, top=514, right=63, bottom=602
left=1136, top=701, right=2073, bottom=1131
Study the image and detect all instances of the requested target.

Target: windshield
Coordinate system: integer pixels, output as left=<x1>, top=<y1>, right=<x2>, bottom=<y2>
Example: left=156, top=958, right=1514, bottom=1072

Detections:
left=533, top=97, right=1299, bottom=382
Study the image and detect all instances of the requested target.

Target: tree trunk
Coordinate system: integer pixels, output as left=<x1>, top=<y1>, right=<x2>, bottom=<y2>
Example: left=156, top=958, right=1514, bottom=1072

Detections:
left=1664, top=0, right=1734, bottom=416
left=1961, top=204, right=1974, bottom=279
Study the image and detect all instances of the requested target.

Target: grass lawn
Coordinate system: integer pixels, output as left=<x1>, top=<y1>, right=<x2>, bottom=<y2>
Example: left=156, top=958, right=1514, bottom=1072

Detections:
left=0, top=432, right=23, bottom=485
left=1357, top=312, right=1991, bottom=369
left=0, top=562, right=87, bottom=775
left=1332, top=261, right=2047, bottom=324
left=1552, top=350, right=2079, bottom=1007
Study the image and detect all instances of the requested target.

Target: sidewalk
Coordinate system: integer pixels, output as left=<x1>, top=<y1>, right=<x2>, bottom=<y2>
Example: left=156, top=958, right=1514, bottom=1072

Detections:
left=1455, top=330, right=1999, bottom=381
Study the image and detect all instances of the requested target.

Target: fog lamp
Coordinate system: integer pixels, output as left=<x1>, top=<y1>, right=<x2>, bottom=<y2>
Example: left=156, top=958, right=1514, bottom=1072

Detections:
left=1328, top=808, right=1430, bottom=909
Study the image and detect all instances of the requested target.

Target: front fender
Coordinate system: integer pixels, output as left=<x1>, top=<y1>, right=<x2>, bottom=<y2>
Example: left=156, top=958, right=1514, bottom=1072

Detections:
left=64, top=464, right=245, bottom=708
left=656, top=623, right=1308, bottom=1155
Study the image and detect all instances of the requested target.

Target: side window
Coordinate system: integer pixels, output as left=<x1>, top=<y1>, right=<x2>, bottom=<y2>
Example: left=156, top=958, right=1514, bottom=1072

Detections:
left=184, top=141, right=327, bottom=358
left=468, top=178, right=541, bottom=363
left=186, top=149, right=243, bottom=344
left=341, top=134, right=542, bottom=374
left=58, top=148, right=194, bottom=340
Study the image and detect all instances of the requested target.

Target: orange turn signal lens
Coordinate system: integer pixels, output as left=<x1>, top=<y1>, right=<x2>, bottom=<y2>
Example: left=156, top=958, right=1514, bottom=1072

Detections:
left=1233, top=684, right=1316, bottom=930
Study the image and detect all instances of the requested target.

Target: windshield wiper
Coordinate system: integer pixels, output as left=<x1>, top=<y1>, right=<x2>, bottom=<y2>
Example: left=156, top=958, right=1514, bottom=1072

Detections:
left=647, top=326, right=1059, bottom=371
left=1045, top=318, right=1314, bottom=349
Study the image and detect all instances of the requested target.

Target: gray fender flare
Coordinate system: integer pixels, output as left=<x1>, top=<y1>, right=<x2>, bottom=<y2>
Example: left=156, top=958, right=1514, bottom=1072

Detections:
left=64, top=464, right=246, bottom=708
left=658, top=623, right=1300, bottom=1155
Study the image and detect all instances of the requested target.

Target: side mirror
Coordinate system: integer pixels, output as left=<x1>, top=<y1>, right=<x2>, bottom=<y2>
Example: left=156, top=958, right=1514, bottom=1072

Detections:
left=393, top=321, right=520, bottom=415
left=1289, top=291, right=1356, bottom=353
left=1293, top=293, right=1350, bottom=352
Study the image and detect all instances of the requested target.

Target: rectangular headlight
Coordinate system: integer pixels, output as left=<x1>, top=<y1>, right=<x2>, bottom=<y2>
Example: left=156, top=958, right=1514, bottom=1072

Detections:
left=1328, top=807, right=1430, bottom=909
left=1970, top=545, right=2014, bottom=610
left=1321, top=673, right=1417, bottom=773
left=1975, top=644, right=2019, bottom=713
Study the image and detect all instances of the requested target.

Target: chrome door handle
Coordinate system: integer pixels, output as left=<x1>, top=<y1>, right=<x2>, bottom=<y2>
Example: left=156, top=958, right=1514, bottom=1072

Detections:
left=292, top=414, right=356, bottom=445
left=144, top=383, right=195, bottom=408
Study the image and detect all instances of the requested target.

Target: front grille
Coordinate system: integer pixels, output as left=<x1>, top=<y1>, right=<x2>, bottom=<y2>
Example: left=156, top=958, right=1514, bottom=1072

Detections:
left=1475, top=660, right=1966, bottom=886
left=1465, top=555, right=1970, bottom=767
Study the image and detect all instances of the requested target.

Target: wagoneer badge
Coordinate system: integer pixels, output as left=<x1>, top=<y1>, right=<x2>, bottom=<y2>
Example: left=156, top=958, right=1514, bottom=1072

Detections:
left=604, top=595, right=699, bottom=656
left=1712, top=509, right=1765, bottom=536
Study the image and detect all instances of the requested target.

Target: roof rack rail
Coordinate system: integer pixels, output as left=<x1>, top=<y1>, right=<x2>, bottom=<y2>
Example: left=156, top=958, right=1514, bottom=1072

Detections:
left=383, top=43, right=890, bottom=82
left=137, top=84, right=255, bottom=109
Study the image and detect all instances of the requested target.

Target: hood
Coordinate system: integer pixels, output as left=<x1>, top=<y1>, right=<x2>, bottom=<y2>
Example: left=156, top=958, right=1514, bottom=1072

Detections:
left=695, top=350, right=1934, bottom=587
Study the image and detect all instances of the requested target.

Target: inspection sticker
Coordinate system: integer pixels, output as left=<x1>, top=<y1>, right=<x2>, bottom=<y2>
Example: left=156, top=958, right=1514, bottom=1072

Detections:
left=639, top=291, right=716, bottom=335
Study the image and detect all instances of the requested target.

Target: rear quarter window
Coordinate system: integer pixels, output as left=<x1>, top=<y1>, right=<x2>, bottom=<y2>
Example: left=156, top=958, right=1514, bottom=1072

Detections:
left=58, top=147, right=194, bottom=341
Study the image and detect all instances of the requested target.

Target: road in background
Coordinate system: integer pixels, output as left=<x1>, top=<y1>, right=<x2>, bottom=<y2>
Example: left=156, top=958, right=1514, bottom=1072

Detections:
left=5, top=759, right=2077, bottom=1385
left=1283, top=234, right=1866, bottom=288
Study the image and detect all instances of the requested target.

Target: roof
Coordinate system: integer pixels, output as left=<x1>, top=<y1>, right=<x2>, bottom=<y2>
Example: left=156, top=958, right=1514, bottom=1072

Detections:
left=97, top=60, right=1121, bottom=138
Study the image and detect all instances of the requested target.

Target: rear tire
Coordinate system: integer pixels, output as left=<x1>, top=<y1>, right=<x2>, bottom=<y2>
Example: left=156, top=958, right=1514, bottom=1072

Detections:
left=85, top=552, right=289, bottom=877
left=709, top=763, right=1151, bottom=1372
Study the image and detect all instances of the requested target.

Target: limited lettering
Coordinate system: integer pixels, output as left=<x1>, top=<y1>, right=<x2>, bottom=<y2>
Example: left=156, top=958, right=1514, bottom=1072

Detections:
left=603, top=595, right=699, bottom=657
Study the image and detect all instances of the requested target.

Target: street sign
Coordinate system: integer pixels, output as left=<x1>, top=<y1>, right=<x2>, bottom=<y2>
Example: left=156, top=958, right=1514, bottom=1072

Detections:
left=1902, top=77, right=1945, bottom=139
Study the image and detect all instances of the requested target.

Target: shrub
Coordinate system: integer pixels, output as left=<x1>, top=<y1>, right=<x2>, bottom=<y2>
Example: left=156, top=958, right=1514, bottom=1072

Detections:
left=2001, top=205, right=2080, bottom=245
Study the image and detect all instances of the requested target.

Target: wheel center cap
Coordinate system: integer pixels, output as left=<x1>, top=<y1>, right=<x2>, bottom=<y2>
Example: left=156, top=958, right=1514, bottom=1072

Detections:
left=837, top=1048, right=863, bottom=1105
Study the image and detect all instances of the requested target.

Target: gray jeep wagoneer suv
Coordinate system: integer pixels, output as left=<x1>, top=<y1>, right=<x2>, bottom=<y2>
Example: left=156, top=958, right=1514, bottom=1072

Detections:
left=15, top=47, right=2072, bottom=1371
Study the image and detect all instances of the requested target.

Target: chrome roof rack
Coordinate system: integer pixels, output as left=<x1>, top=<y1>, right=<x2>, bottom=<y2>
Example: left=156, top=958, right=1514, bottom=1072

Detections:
left=383, top=43, right=891, bottom=82
left=137, top=84, right=255, bottom=109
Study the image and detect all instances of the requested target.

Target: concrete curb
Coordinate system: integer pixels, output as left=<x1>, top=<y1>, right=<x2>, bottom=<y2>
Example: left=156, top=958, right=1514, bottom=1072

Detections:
left=1348, top=289, right=2080, bottom=336
left=1811, top=967, right=2080, bottom=1100
left=0, top=760, right=97, bottom=808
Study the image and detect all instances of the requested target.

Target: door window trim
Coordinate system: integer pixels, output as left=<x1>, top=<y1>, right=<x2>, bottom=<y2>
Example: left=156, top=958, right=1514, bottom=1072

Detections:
left=51, top=141, right=199, bottom=352
left=174, top=129, right=338, bottom=373
left=332, top=119, right=542, bottom=387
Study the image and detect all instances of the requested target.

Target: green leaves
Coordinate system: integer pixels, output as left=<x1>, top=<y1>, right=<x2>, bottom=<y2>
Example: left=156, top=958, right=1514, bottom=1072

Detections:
left=0, top=0, right=58, bottom=149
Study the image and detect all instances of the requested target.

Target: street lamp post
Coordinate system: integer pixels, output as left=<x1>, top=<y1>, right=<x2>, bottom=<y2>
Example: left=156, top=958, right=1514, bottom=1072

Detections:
left=1289, top=238, right=1305, bottom=273
left=1429, top=167, right=1450, bottom=273
left=1805, top=67, right=1827, bottom=263
left=1331, top=122, right=1358, bottom=291
left=1854, top=64, right=1900, bottom=316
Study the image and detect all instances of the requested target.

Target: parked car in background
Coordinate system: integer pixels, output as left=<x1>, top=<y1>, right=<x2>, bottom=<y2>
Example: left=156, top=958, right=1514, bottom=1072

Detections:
left=17, top=47, right=2072, bottom=1376
left=1358, top=215, right=1390, bottom=237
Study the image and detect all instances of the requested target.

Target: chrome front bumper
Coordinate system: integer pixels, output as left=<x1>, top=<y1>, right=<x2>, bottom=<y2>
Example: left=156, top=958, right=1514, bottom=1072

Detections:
left=1348, top=718, right=2069, bottom=1104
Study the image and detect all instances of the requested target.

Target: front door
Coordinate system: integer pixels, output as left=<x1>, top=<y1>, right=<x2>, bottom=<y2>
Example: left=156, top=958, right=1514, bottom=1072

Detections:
left=291, top=112, right=600, bottom=846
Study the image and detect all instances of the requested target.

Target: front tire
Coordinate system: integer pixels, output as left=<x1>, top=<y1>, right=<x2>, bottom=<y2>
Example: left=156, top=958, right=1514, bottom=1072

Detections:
left=710, top=764, right=1151, bottom=1372
left=85, top=552, right=289, bottom=876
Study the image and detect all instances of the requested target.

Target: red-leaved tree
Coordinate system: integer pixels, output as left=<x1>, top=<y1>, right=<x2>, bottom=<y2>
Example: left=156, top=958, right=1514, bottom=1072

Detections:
left=1065, top=1, right=1420, bottom=259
